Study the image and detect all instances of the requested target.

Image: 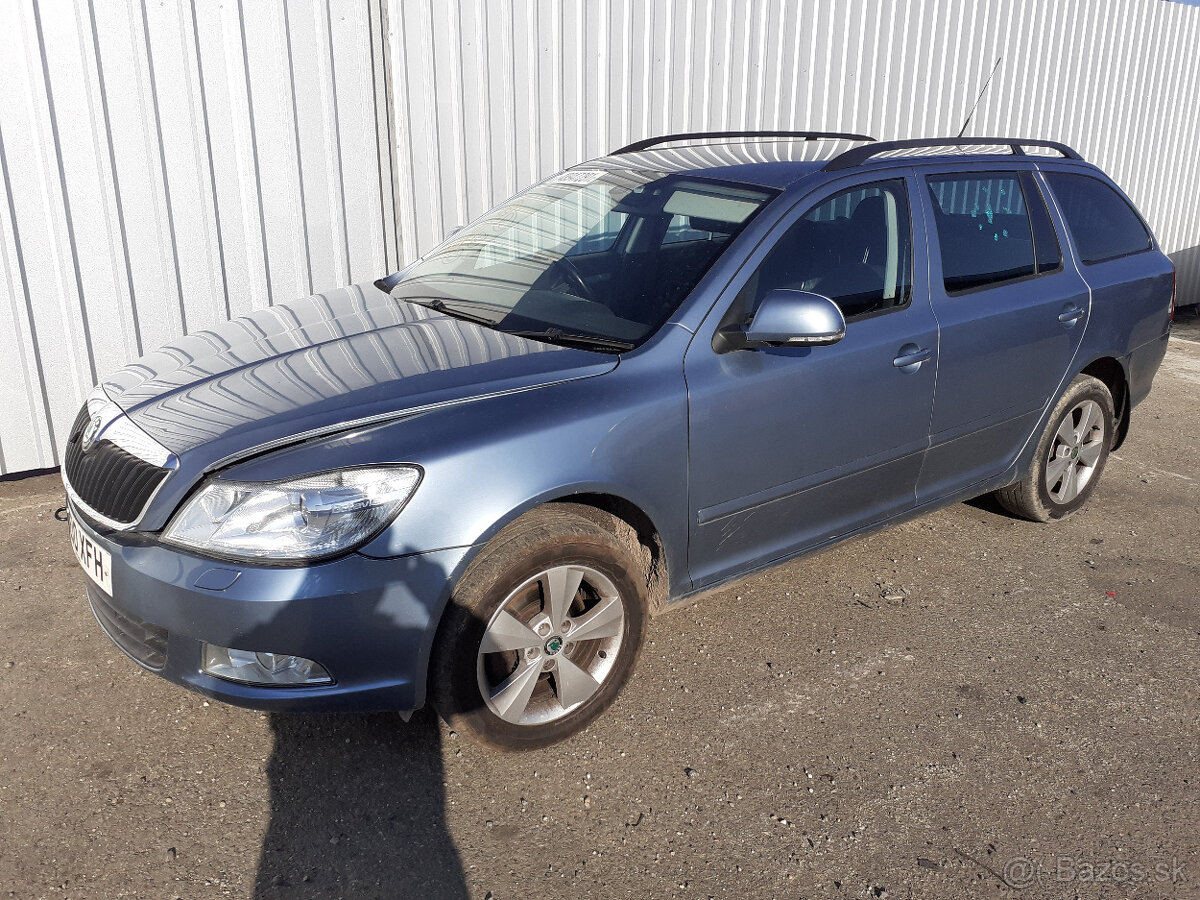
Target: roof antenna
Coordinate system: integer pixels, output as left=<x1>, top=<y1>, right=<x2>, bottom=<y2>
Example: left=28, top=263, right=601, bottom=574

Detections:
left=957, top=56, right=1003, bottom=139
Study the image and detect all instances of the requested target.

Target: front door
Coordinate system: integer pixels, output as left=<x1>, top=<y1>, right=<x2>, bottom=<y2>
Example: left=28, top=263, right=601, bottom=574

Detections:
left=684, top=174, right=938, bottom=589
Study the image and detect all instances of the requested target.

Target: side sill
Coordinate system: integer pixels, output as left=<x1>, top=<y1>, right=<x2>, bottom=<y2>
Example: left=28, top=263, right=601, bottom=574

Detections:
left=664, top=463, right=1021, bottom=614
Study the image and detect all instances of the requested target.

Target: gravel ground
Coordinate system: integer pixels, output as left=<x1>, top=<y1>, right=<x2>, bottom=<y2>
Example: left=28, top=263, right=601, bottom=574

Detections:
left=1174, top=304, right=1200, bottom=343
left=1, top=337, right=1197, bottom=900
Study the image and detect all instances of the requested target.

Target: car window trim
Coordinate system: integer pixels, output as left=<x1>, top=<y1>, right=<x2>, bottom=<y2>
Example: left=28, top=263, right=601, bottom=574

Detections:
left=942, top=266, right=1054, bottom=299
left=1079, top=245, right=1156, bottom=267
left=1020, top=171, right=1064, bottom=278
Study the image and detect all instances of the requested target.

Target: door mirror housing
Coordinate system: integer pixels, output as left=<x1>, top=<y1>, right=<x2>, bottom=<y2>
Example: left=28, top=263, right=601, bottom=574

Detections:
left=739, top=290, right=847, bottom=349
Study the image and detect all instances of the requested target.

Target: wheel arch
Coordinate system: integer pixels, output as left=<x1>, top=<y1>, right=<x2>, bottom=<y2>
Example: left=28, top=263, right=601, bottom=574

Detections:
left=547, top=492, right=671, bottom=613
left=452, top=488, right=672, bottom=613
left=1078, top=356, right=1130, bottom=450
left=417, top=487, right=673, bottom=708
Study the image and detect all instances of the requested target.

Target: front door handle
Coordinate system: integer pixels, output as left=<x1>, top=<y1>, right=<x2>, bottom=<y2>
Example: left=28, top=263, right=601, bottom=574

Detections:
left=893, top=346, right=932, bottom=369
left=1058, top=305, right=1085, bottom=325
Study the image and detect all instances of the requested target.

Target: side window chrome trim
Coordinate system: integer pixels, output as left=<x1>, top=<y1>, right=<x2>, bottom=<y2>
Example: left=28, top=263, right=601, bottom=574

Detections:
left=1079, top=246, right=1157, bottom=267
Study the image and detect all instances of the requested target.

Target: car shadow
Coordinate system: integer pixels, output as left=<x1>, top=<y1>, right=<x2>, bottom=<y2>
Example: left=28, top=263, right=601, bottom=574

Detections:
left=254, top=709, right=467, bottom=899
left=232, top=547, right=482, bottom=900
left=963, top=491, right=1025, bottom=520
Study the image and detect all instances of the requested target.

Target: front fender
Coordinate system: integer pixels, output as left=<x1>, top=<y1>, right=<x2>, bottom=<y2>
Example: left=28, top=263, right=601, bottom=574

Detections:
left=220, top=359, right=691, bottom=598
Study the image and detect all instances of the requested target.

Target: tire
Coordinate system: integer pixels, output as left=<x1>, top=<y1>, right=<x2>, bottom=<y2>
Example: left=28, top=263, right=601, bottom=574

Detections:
left=994, top=374, right=1115, bottom=522
left=429, top=504, right=647, bottom=751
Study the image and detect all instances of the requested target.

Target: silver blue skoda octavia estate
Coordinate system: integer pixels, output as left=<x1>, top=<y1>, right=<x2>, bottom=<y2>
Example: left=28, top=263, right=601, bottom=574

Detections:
left=64, top=133, right=1175, bottom=749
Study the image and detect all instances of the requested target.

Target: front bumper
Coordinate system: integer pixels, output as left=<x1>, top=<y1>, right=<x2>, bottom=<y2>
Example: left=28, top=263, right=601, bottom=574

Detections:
left=71, top=507, right=471, bottom=713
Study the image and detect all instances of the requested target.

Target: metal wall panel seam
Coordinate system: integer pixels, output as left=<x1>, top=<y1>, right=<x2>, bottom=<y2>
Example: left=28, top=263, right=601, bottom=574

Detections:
left=1162, top=9, right=1200, bottom=257
left=0, top=117, right=55, bottom=469
left=31, top=0, right=98, bottom=390
left=1134, top=0, right=1170, bottom=244
left=183, top=0, right=232, bottom=324
left=370, top=0, right=401, bottom=273
left=135, top=0, right=191, bottom=337
left=83, top=0, right=144, bottom=361
left=387, top=0, right=420, bottom=265
left=227, top=0, right=274, bottom=311
left=470, top=0, right=494, bottom=217
left=318, top=0, right=352, bottom=289
left=418, top=0, right=445, bottom=250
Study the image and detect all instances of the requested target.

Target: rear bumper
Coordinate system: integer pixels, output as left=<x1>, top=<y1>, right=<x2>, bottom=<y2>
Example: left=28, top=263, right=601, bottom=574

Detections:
left=70, top=506, right=470, bottom=713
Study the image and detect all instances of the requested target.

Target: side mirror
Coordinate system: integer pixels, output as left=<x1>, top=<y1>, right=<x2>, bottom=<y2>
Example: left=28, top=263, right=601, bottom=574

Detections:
left=737, top=290, right=846, bottom=349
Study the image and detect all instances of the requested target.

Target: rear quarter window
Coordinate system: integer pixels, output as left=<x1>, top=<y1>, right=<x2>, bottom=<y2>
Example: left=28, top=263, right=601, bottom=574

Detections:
left=1045, top=172, right=1152, bottom=264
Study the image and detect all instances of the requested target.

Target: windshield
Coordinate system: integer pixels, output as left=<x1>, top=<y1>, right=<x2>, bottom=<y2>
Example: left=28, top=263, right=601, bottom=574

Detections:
left=388, top=168, right=776, bottom=349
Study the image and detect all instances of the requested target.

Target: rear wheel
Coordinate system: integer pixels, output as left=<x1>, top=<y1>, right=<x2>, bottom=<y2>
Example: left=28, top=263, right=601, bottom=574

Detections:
left=430, top=505, right=646, bottom=750
left=994, top=374, right=1114, bottom=522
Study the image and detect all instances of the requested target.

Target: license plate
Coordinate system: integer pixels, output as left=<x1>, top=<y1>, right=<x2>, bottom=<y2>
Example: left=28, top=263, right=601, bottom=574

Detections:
left=69, top=512, right=113, bottom=595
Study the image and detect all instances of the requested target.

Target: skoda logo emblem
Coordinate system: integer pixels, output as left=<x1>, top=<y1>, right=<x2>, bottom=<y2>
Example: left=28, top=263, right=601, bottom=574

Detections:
left=81, top=414, right=102, bottom=450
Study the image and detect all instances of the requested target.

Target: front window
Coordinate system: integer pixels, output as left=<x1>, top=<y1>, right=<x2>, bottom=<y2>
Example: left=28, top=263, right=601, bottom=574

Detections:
left=388, top=168, right=776, bottom=350
left=734, top=178, right=914, bottom=323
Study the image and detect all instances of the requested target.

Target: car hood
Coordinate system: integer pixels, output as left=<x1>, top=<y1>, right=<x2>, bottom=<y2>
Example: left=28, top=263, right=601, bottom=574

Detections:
left=101, top=281, right=617, bottom=467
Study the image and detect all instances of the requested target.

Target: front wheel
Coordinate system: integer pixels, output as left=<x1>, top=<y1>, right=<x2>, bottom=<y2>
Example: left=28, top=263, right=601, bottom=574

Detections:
left=994, top=374, right=1115, bottom=522
left=430, top=505, right=647, bottom=750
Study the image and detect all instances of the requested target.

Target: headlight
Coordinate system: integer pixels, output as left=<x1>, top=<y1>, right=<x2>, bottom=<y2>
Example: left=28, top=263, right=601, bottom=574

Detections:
left=162, top=466, right=421, bottom=561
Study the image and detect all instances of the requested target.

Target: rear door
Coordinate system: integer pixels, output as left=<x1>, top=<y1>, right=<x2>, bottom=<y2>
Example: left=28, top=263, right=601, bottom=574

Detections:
left=916, top=167, right=1090, bottom=502
left=684, top=174, right=938, bottom=589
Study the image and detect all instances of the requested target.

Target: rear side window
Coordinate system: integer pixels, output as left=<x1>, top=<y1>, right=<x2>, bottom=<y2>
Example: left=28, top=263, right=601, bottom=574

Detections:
left=1045, top=172, right=1152, bottom=263
left=927, top=173, right=1035, bottom=292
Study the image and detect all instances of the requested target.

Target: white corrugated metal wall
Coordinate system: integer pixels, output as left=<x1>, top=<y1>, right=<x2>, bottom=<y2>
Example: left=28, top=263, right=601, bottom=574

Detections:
left=0, top=0, right=396, bottom=474
left=2, top=0, right=1198, bottom=475
left=386, top=0, right=1200, bottom=288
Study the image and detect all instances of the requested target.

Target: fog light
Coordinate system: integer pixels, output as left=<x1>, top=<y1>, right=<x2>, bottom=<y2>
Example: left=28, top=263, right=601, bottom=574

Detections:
left=202, top=644, right=333, bottom=686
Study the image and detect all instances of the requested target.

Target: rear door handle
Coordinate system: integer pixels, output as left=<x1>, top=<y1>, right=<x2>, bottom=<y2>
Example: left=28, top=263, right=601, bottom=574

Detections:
left=1058, top=305, right=1085, bottom=325
left=893, top=346, right=932, bottom=368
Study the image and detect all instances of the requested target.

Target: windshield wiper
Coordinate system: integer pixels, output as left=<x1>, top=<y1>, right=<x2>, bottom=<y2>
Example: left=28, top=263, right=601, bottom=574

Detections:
left=503, top=329, right=634, bottom=352
left=405, top=297, right=501, bottom=328
left=402, top=298, right=633, bottom=351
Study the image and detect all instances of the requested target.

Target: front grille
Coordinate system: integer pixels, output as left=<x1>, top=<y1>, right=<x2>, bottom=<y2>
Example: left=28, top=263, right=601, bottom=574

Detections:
left=64, top=406, right=169, bottom=525
left=87, top=584, right=168, bottom=670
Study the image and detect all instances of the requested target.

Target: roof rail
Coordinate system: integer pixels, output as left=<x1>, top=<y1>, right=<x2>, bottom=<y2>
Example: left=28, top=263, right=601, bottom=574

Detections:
left=822, top=137, right=1083, bottom=171
left=612, top=130, right=875, bottom=155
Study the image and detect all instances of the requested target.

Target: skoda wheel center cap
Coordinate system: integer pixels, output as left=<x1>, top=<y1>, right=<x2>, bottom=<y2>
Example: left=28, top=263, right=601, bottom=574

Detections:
left=544, top=636, right=564, bottom=656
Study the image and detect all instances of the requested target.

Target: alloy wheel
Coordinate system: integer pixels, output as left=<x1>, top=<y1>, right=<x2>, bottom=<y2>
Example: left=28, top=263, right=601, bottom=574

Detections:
left=476, top=564, right=625, bottom=726
left=1045, top=399, right=1106, bottom=504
